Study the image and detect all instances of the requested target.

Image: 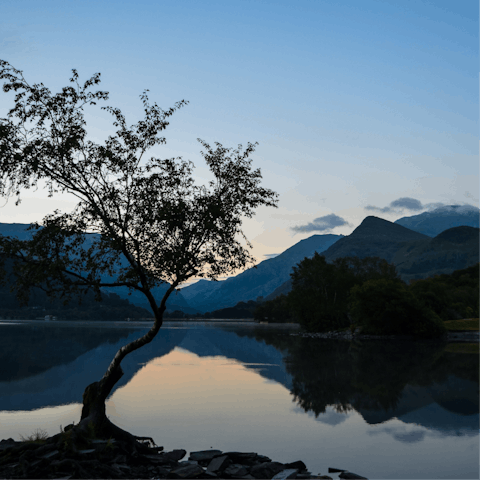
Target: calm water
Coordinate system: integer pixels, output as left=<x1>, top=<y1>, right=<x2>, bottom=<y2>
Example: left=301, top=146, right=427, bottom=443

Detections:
left=0, top=320, right=478, bottom=480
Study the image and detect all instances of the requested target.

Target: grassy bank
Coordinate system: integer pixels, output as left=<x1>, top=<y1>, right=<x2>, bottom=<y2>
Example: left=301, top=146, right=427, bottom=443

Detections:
left=443, top=318, right=479, bottom=331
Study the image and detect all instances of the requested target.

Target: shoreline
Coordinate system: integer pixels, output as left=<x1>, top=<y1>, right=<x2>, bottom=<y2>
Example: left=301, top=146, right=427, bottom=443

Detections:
left=1, top=319, right=477, bottom=342
left=0, top=436, right=367, bottom=479
left=290, top=329, right=479, bottom=343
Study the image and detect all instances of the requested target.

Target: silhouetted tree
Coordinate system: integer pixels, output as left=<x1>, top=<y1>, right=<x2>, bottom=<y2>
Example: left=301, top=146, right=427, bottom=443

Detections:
left=287, top=254, right=398, bottom=332
left=350, top=278, right=447, bottom=338
left=0, top=60, right=278, bottom=447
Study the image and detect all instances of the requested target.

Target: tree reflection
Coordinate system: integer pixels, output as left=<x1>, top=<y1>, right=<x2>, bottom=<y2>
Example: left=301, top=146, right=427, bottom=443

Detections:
left=242, top=328, right=479, bottom=421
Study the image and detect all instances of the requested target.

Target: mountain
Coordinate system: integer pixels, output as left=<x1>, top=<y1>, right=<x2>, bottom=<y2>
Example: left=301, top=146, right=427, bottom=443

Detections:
left=392, top=225, right=479, bottom=282
left=318, top=216, right=430, bottom=262
left=267, top=217, right=479, bottom=299
left=394, top=204, right=479, bottom=237
left=0, top=222, right=191, bottom=313
left=180, top=234, right=343, bottom=313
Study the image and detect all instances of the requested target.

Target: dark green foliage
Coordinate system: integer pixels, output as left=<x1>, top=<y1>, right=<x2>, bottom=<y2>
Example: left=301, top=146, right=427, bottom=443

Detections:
left=207, top=300, right=257, bottom=319
left=287, top=254, right=398, bottom=332
left=0, top=285, right=151, bottom=321
left=350, top=279, right=447, bottom=339
left=409, top=263, right=479, bottom=321
left=253, top=294, right=294, bottom=323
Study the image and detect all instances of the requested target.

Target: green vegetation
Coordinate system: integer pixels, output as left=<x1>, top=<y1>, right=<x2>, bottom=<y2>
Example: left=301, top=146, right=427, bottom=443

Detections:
left=286, top=254, right=398, bottom=332
left=19, top=428, right=49, bottom=444
left=252, top=294, right=294, bottom=323
left=443, top=318, right=479, bottom=331
left=253, top=256, right=479, bottom=339
left=409, top=263, right=479, bottom=321
left=349, top=278, right=446, bottom=338
left=0, top=285, right=151, bottom=321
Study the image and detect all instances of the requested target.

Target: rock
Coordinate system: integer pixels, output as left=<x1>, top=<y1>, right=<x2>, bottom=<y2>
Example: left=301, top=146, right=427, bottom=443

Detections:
left=40, top=449, right=60, bottom=460
left=164, top=448, right=187, bottom=462
left=77, top=448, right=96, bottom=455
left=207, top=454, right=231, bottom=472
left=250, top=461, right=285, bottom=479
left=284, top=460, right=307, bottom=471
left=203, top=471, right=218, bottom=478
left=297, top=474, right=318, bottom=479
left=339, top=471, right=368, bottom=479
left=224, top=463, right=249, bottom=477
left=189, top=449, right=223, bottom=463
left=256, top=454, right=272, bottom=463
left=0, top=438, right=14, bottom=443
left=225, top=452, right=258, bottom=465
left=272, top=468, right=299, bottom=479
left=141, top=453, right=173, bottom=465
left=170, top=462, right=205, bottom=478
left=329, top=467, right=347, bottom=473
left=91, top=438, right=116, bottom=444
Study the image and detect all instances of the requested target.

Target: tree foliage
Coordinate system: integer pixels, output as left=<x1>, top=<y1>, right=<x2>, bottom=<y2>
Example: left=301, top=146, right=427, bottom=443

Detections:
left=0, top=59, right=278, bottom=440
left=0, top=60, right=278, bottom=311
left=409, top=263, right=479, bottom=321
left=349, top=279, right=447, bottom=339
left=253, top=294, right=294, bottom=323
left=287, top=253, right=399, bottom=332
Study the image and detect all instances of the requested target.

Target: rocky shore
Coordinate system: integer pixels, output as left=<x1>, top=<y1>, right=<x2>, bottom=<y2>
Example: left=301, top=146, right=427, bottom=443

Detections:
left=290, top=328, right=479, bottom=343
left=0, top=434, right=368, bottom=480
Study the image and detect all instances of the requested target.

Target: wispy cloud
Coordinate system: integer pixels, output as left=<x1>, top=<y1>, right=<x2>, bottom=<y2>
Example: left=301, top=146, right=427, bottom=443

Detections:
left=365, top=197, right=424, bottom=213
left=364, top=197, right=450, bottom=214
left=291, top=213, right=351, bottom=234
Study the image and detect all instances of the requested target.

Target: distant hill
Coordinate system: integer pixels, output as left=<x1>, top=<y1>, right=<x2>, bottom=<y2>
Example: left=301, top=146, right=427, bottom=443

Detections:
left=393, top=226, right=479, bottom=282
left=320, top=216, right=429, bottom=262
left=267, top=217, right=479, bottom=299
left=0, top=222, right=191, bottom=313
left=180, top=234, right=342, bottom=313
left=394, top=204, right=479, bottom=237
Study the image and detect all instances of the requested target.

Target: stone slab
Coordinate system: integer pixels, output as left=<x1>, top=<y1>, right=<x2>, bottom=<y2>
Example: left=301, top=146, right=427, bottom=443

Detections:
left=272, top=468, right=299, bottom=479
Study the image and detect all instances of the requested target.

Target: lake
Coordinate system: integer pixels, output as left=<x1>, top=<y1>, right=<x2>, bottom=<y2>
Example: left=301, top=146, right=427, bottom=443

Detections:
left=0, top=320, right=478, bottom=479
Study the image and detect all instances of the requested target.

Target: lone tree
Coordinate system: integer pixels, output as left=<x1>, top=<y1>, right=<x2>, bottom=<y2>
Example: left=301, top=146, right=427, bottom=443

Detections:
left=0, top=60, right=278, bottom=447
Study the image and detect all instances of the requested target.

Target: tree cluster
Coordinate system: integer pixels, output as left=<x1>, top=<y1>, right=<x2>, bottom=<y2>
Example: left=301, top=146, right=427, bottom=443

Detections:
left=254, top=255, right=478, bottom=339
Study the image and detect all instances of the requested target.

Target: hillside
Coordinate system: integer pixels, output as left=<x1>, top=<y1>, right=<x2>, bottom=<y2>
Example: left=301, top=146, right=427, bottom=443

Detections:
left=394, top=204, right=479, bottom=237
left=393, top=226, right=479, bottom=282
left=320, top=216, right=430, bottom=262
left=180, top=234, right=342, bottom=312
left=266, top=220, right=479, bottom=300
left=0, top=223, right=191, bottom=313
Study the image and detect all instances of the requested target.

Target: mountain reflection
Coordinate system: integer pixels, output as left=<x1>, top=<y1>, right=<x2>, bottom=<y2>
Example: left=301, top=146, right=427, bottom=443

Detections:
left=1, top=322, right=478, bottom=435
left=239, top=328, right=479, bottom=433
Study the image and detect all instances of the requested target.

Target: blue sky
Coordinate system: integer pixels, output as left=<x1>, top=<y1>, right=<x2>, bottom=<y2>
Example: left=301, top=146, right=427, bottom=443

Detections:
left=1, top=0, right=478, bottom=279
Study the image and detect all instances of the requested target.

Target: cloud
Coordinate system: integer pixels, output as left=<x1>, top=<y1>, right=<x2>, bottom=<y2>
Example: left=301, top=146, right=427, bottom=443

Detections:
left=291, top=213, right=351, bottom=233
left=365, top=197, right=433, bottom=213
left=390, top=197, right=423, bottom=211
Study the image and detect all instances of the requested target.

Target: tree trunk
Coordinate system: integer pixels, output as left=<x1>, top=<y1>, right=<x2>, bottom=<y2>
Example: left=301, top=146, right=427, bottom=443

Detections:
left=73, top=287, right=175, bottom=449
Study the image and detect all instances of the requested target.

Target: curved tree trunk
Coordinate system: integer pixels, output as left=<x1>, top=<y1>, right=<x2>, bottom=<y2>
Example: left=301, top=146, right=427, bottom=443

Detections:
left=73, top=284, right=176, bottom=449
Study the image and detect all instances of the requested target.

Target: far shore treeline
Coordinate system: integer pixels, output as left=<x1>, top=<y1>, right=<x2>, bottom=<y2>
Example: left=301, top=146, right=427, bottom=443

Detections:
left=173, top=258, right=479, bottom=339
left=3, top=257, right=477, bottom=340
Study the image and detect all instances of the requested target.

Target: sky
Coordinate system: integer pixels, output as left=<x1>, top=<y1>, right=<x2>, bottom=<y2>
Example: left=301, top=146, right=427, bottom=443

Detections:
left=0, top=0, right=478, bottom=283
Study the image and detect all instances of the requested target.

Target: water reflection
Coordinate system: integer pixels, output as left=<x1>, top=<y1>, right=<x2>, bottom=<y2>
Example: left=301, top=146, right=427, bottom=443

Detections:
left=240, top=328, right=479, bottom=434
left=1, top=322, right=478, bottom=436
